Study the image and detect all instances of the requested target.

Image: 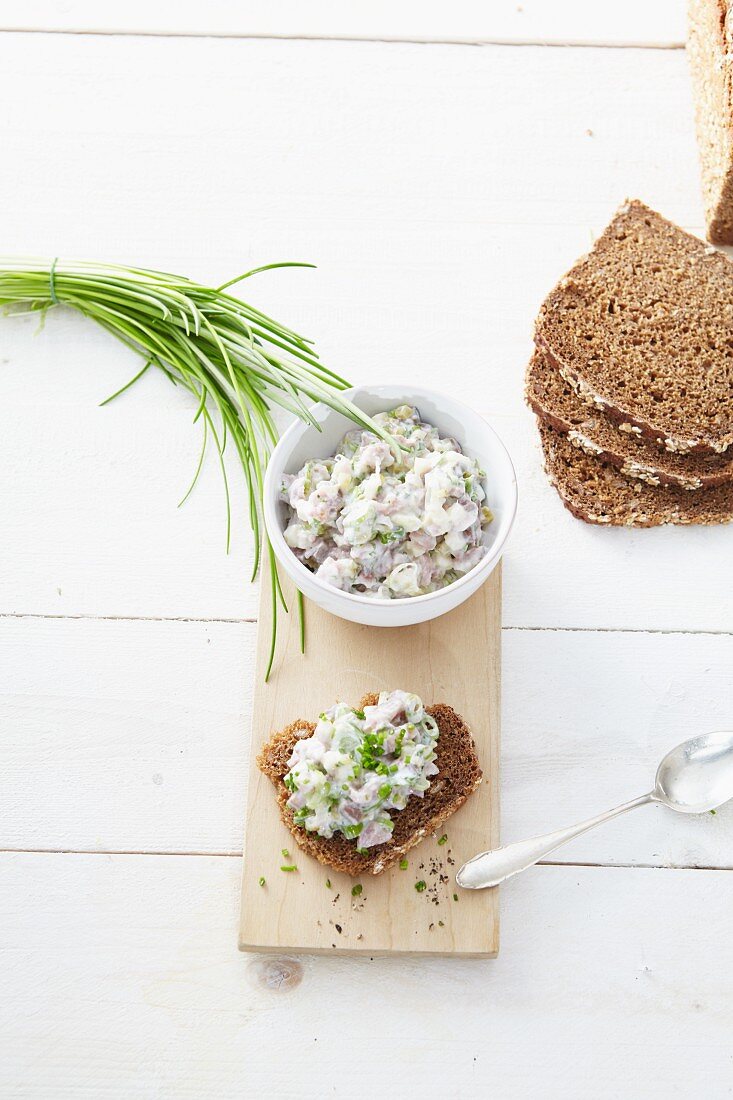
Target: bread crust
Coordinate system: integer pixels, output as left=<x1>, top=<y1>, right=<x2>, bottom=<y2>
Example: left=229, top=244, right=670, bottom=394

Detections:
left=526, top=349, right=733, bottom=490
left=257, top=694, right=483, bottom=876
left=537, top=420, right=733, bottom=527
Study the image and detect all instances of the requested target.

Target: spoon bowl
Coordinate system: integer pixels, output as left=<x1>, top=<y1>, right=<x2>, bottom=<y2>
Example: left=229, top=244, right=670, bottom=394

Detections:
left=655, top=730, right=733, bottom=813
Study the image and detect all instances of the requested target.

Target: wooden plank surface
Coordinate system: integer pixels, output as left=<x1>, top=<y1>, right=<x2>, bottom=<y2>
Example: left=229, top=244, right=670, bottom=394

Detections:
left=0, top=0, right=688, bottom=47
left=240, top=570, right=501, bottom=956
left=3, top=852, right=733, bottom=1099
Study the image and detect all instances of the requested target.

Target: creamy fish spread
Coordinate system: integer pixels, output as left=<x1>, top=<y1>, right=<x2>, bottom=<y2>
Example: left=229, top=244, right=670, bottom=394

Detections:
left=283, top=690, right=439, bottom=848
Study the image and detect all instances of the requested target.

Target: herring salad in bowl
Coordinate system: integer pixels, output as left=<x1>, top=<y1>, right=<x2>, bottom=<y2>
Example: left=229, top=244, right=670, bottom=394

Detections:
left=278, top=405, right=493, bottom=599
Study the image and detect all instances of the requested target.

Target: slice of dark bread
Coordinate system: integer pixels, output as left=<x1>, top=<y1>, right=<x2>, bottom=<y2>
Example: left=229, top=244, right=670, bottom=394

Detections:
left=537, top=421, right=733, bottom=526
left=688, top=0, right=733, bottom=243
left=526, top=349, right=733, bottom=490
left=257, top=693, right=483, bottom=876
left=535, top=200, right=733, bottom=456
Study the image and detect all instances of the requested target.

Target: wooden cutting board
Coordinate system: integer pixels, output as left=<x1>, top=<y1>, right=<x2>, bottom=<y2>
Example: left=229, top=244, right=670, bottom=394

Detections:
left=239, top=564, right=501, bottom=957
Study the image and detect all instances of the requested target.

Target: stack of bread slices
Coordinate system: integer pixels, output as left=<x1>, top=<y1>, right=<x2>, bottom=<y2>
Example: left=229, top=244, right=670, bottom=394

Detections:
left=526, top=200, right=733, bottom=526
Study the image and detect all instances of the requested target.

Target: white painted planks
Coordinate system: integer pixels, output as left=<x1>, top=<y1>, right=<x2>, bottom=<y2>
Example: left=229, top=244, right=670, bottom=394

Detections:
left=1, top=852, right=731, bottom=1098
left=0, top=16, right=730, bottom=1098
left=0, top=35, right=730, bottom=631
left=0, top=0, right=688, bottom=48
left=2, top=614, right=730, bottom=868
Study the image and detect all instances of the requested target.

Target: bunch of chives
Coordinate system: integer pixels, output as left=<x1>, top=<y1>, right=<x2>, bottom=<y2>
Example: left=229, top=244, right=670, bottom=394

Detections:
left=0, top=258, right=392, bottom=677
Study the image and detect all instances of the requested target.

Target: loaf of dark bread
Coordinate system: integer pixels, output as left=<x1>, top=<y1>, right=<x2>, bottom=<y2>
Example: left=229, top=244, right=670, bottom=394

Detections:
left=257, top=694, right=482, bottom=876
left=526, top=349, right=733, bottom=490
left=688, top=0, right=733, bottom=243
left=537, top=421, right=733, bottom=526
left=535, top=200, right=733, bottom=456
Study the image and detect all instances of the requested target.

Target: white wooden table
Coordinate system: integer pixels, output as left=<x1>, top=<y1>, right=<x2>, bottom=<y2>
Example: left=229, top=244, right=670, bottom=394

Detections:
left=1, top=3, right=731, bottom=1096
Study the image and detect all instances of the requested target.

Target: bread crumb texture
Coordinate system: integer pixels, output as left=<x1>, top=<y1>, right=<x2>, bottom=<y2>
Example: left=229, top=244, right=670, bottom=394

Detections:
left=535, top=200, right=733, bottom=454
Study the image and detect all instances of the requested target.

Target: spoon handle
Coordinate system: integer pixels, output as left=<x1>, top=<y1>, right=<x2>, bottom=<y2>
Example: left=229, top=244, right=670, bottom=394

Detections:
left=456, top=792, right=655, bottom=890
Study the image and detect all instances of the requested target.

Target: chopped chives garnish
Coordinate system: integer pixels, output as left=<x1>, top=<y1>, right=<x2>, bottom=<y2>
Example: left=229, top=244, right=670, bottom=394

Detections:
left=399, top=858, right=409, bottom=870
left=280, top=864, right=297, bottom=872
left=326, top=878, right=332, bottom=889
left=352, top=884, right=363, bottom=897
left=415, top=880, right=427, bottom=893
left=453, top=893, right=459, bottom=901
left=281, top=848, right=290, bottom=858
left=437, top=834, right=448, bottom=846
left=258, top=876, right=266, bottom=887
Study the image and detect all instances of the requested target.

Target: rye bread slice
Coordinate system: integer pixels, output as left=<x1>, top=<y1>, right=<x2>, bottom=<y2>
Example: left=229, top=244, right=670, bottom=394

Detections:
left=257, top=693, right=483, bottom=876
left=535, top=200, right=733, bottom=456
left=526, top=349, right=733, bottom=490
left=688, top=0, right=733, bottom=244
left=537, top=421, right=733, bottom=526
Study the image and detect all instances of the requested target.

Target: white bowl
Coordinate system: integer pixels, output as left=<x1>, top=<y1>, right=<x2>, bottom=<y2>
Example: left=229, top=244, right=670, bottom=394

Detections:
left=263, top=385, right=517, bottom=627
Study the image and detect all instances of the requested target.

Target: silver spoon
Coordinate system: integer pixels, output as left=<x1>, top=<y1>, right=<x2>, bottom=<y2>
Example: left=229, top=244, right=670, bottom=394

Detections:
left=456, top=730, right=733, bottom=891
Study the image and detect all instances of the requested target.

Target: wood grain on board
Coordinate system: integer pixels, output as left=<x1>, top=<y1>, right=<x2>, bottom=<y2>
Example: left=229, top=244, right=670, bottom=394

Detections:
left=239, top=566, right=501, bottom=956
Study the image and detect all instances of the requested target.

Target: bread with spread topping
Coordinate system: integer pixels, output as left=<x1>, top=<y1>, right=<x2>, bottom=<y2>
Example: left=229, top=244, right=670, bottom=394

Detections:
left=534, top=200, right=733, bottom=456
left=688, top=0, right=733, bottom=243
left=257, top=694, right=482, bottom=876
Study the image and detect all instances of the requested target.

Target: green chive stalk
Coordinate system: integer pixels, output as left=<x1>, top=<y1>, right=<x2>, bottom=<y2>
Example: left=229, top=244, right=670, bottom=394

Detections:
left=0, top=258, right=392, bottom=678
